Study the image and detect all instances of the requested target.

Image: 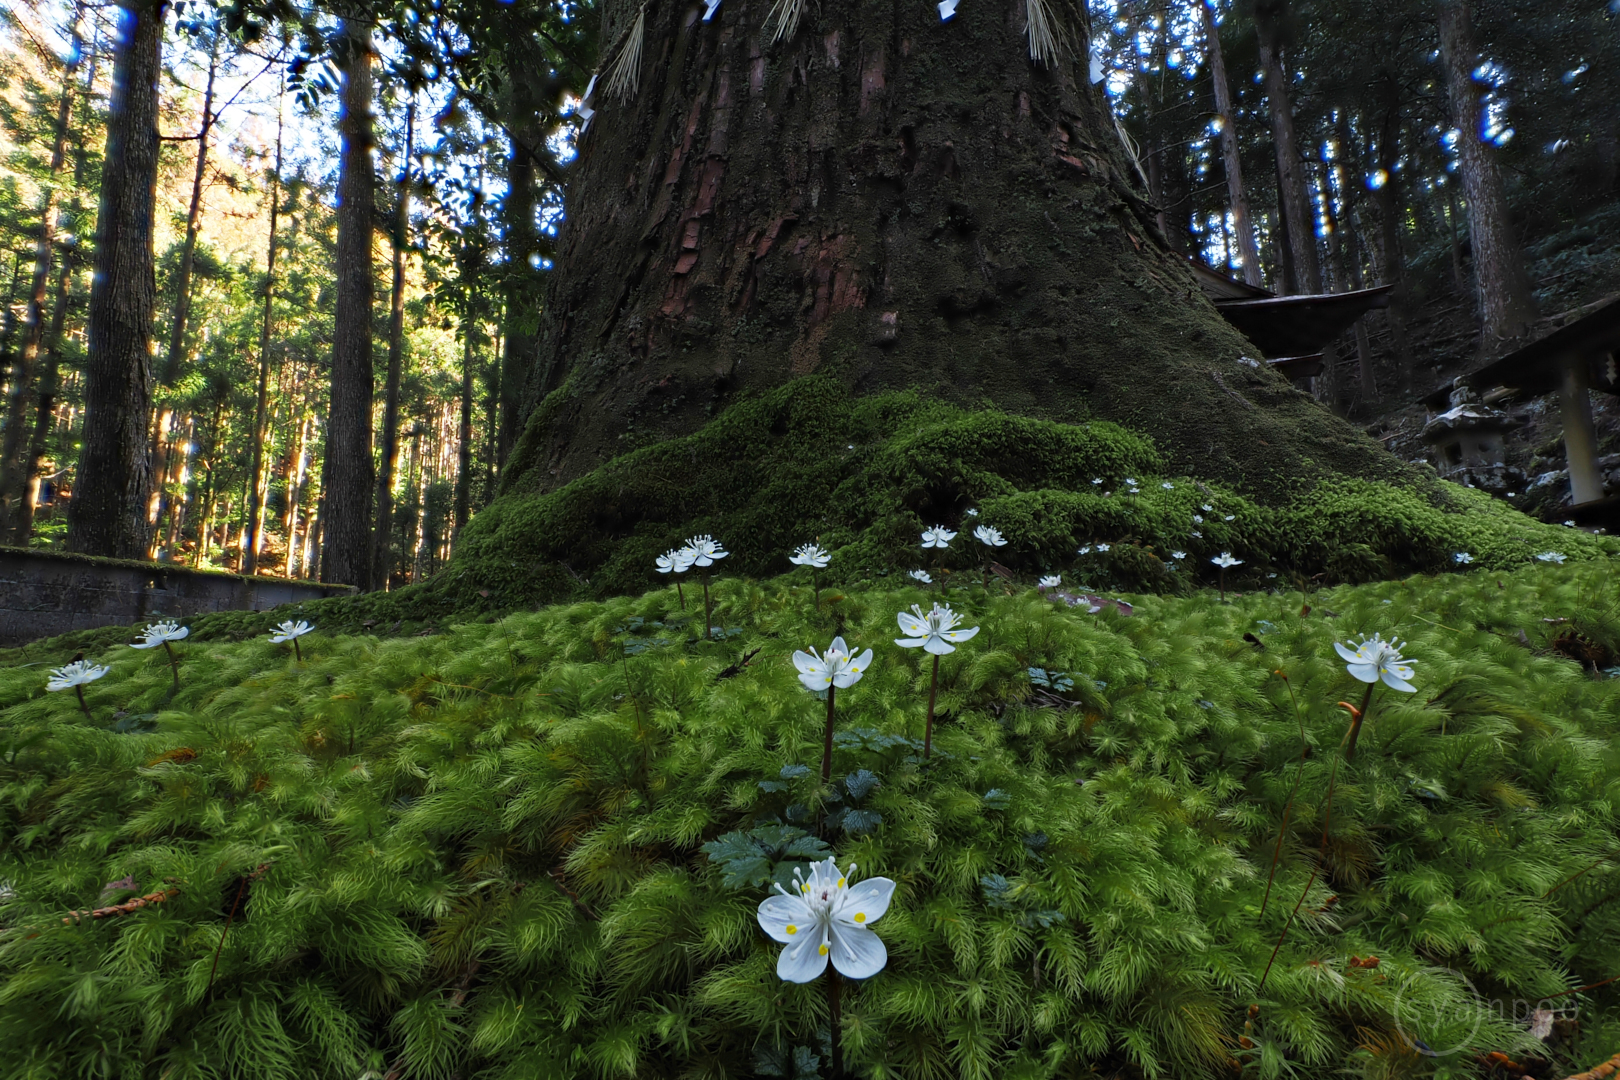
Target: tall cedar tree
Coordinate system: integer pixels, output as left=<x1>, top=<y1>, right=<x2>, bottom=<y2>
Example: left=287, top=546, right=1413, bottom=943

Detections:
left=1435, top=0, right=1538, bottom=351
left=67, top=0, right=164, bottom=557
left=319, top=19, right=377, bottom=587
left=499, top=0, right=1413, bottom=499
left=1199, top=0, right=1262, bottom=288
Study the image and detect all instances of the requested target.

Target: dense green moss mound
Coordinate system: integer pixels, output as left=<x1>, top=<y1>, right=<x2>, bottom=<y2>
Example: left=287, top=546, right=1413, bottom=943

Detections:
left=457, top=375, right=1613, bottom=610
left=2, top=564, right=1619, bottom=1077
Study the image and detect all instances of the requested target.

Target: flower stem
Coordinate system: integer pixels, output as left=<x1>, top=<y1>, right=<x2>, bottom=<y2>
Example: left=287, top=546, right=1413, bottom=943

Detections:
left=812, top=571, right=820, bottom=610
left=1344, top=682, right=1376, bottom=762
left=74, top=685, right=91, bottom=721
left=293, top=638, right=302, bottom=663
left=676, top=580, right=685, bottom=610
left=828, top=966, right=844, bottom=1079
left=923, top=653, right=940, bottom=760
left=702, top=573, right=713, bottom=641
left=821, top=683, right=837, bottom=782
left=163, top=640, right=180, bottom=696
left=1219, top=567, right=1226, bottom=603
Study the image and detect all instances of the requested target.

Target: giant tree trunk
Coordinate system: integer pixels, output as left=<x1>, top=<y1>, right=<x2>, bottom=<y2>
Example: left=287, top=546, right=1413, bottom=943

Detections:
left=500, top=0, right=1410, bottom=500
left=1436, top=0, right=1537, bottom=351
left=318, top=19, right=377, bottom=587
left=1200, top=0, right=1263, bottom=287
left=67, top=0, right=163, bottom=558
left=1254, top=0, right=1321, bottom=297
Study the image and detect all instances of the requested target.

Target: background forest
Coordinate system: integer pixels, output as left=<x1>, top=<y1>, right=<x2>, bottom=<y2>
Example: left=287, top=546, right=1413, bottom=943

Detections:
left=0, top=0, right=1615, bottom=589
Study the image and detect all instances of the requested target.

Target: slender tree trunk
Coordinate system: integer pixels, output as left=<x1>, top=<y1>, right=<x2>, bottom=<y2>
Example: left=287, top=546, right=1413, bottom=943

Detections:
left=318, top=19, right=377, bottom=586
left=1372, top=86, right=1417, bottom=392
left=499, top=52, right=542, bottom=471
left=12, top=255, right=75, bottom=544
left=1200, top=0, right=1262, bottom=286
left=455, top=325, right=474, bottom=536
left=1436, top=0, right=1537, bottom=352
left=1254, top=2, right=1321, bottom=296
left=485, top=327, right=500, bottom=503
left=158, top=42, right=217, bottom=388
left=1333, top=115, right=1377, bottom=406
left=243, top=90, right=284, bottom=575
left=67, top=0, right=163, bottom=558
left=371, top=100, right=414, bottom=590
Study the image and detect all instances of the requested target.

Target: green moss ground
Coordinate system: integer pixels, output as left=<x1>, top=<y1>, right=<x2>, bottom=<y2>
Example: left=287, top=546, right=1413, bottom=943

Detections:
left=2, top=560, right=1619, bottom=1078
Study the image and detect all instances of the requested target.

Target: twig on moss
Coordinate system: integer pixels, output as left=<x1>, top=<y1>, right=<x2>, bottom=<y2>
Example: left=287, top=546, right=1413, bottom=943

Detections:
left=64, top=887, right=181, bottom=925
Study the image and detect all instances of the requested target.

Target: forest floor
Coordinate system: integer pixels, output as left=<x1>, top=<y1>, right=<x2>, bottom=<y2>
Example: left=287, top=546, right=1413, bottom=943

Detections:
left=1, top=563, right=1618, bottom=1078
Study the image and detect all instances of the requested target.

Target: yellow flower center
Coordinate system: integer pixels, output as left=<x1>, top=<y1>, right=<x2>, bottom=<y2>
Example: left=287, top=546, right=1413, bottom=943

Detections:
left=786, top=925, right=797, bottom=935
left=854, top=912, right=866, bottom=923
left=818, top=944, right=829, bottom=956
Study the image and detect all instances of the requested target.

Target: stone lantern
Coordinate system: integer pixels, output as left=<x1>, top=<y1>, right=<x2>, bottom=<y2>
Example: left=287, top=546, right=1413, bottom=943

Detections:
left=1420, top=385, right=1522, bottom=492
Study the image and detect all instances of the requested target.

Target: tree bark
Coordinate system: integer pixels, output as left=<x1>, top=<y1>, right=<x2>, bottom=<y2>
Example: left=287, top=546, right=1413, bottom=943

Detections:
left=0, top=5, right=81, bottom=535
left=1435, top=0, right=1537, bottom=352
left=1199, top=0, right=1263, bottom=286
left=242, top=89, right=284, bottom=576
left=67, top=0, right=163, bottom=558
left=497, top=0, right=1407, bottom=502
left=1254, top=1, right=1321, bottom=296
left=318, top=19, right=377, bottom=586
left=371, top=100, right=414, bottom=590
left=455, top=326, right=474, bottom=536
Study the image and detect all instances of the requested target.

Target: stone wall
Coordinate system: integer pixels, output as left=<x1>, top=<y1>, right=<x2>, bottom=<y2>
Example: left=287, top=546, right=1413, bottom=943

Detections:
left=0, top=547, right=352, bottom=646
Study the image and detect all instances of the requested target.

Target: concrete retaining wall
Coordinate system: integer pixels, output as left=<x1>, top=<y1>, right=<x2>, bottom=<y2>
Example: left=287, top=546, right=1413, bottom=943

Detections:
left=0, top=547, right=352, bottom=646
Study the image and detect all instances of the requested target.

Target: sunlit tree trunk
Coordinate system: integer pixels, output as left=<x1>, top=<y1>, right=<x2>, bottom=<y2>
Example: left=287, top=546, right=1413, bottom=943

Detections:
left=67, top=0, right=164, bottom=558
left=371, top=100, right=414, bottom=590
left=318, top=18, right=377, bottom=586
left=1436, top=0, right=1537, bottom=351
left=243, top=89, right=284, bottom=575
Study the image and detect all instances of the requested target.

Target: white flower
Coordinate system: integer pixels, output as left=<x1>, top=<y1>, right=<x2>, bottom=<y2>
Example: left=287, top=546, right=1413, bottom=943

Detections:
left=1211, top=552, right=1242, bottom=568
left=1191, top=530, right=1202, bottom=538
left=1334, top=634, right=1417, bottom=692
left=965, top=508, right=979, bottom=517
left=1453, top=552, right=1473, bottom=564
left=1124, top=478, right=1136, bottom=486
left=1506, top=492, right=1517, bottom=498
left=1563, top=520, right=1576, bottom=527
left=657, top=548, right=696, bottom=574
left=269, top=620, right=314, bottom=643
left=131, top=621, right=188, bottom=649
left=46, top=660, right=110, bottom=691
left=1096, top=543, right=1110, bottom=552
left=686, top=535, right=728, bottom=566
left=789, top=543, right=830, bottom=569
left=1224, top=514, right=1236, bottom=522
left=1076, top=545, right=1092, bottom=555
left=1171, top=550, right=1186, bottom=560
left=895, top=603, right=980, bottom=655
left=973, top=524, right=1007, bottom=547
left=1161, top=482, right=1174, bottom=489
left=1193, top=515, right=1204, bottom=524
left=1535, top=551, right=1567, bottom=564
left=920, top=526, right=956, bottom=548
left=792, top=636, right=875, bottom=691
left=1091, top=478, right=1103, bottom=485
left=1201, top=504, right=1214, bottom=512
left=1039, top=574, right=1061, bottom=588
left=757, top=858, right=896, bottom=982
left=909, top=569, right=933, bottom=583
